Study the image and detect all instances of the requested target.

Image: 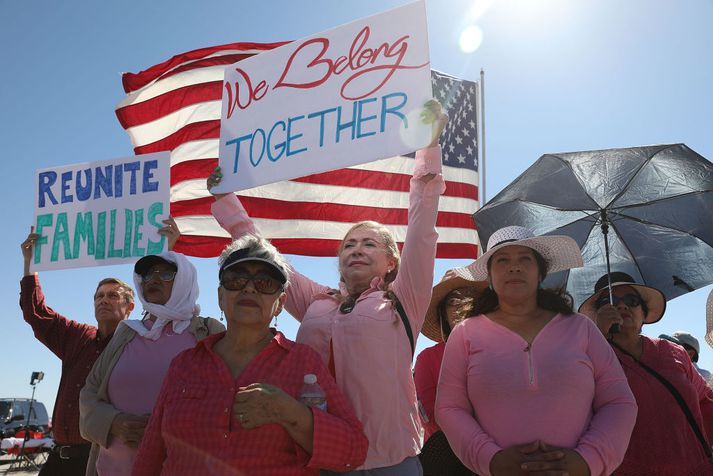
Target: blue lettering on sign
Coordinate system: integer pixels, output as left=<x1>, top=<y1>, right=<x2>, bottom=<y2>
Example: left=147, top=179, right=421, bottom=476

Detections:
left=380, top=92, right=408, bottom=132
left=286, top=115, right=307, bottom=157
left=38, top=172, right=58, bottom=208
left=123, top=161, right=141, bottom=195
left=222, top=91, right=410, bottom=177
left=94, top=165, right=113, bottom=199
left=143, top=160, right=159, bottom=192
left=61, top=171, right=73, bottom=204
left=76, top=169, right=92, bottom=201
left=267, top=121, right=287, bottom=162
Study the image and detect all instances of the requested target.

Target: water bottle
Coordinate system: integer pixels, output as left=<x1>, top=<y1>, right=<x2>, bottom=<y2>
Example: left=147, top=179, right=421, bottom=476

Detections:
left=299, top=374, right=327, bottom=411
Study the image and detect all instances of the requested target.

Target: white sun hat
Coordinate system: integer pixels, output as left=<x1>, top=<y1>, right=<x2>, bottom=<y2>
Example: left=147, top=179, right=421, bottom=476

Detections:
left=452, top=225, right=584, bottom=282
left=706, top=288, right=713, bottom=348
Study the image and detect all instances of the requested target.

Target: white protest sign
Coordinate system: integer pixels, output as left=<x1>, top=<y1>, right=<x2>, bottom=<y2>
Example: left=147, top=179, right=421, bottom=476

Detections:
left=32, top=152, right=171, bottom=271
left=214, top=0, right=432, bottom=193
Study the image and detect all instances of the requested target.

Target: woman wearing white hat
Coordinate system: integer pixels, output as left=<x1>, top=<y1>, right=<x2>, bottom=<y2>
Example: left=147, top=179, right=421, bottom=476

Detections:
left=581, top=272, right=713, bottom=475
left=436, top=226, right=637, bottom=476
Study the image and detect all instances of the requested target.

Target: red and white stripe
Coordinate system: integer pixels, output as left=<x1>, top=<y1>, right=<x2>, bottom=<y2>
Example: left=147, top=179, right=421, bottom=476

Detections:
left=115, top=42, right=479, bottom=258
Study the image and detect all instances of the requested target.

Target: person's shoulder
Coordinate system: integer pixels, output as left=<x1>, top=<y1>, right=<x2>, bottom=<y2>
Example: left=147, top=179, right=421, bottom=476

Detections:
left=284, top=336, right=321, bottom=361
left=198, top=315, right=226, bottom=333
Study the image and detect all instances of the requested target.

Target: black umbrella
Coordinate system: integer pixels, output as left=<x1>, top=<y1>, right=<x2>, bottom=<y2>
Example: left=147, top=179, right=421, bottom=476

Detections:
left=474, top=143, right=713, bottom=308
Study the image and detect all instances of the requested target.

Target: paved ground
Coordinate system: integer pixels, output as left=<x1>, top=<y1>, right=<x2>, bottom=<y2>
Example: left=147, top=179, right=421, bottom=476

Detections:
left=0, top=453, right=42, bottom=475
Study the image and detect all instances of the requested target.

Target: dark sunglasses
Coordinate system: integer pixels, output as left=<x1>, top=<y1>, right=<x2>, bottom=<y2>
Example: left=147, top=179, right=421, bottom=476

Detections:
left=141, top=270, right=177, bottom=283
left=445, top=296, right=472, bottom=307
left=595, top=293, right=643, bottom=310
left=221, top=273, right=283, bottom=294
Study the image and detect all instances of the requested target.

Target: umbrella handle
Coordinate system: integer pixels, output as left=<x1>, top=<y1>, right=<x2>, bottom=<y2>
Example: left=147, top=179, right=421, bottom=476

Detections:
left=601, top=211, right=620, bottom=335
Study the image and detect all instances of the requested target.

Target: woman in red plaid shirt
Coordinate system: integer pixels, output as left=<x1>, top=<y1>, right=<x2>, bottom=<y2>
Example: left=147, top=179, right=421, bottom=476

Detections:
left=132, top=234, right=368, bottom=475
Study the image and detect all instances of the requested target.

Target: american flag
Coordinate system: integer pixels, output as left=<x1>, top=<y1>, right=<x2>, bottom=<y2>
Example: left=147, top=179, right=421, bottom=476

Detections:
left=115, top=42, right=480, bottom=258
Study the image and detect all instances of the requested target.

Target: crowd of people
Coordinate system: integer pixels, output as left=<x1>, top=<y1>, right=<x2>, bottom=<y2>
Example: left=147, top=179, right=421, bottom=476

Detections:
left=17, top=100, right=713, bottom=475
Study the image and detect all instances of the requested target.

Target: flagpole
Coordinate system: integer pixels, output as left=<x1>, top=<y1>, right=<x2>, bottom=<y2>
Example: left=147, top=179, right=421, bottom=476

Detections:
left=479, top=68, right=486, bottom=206
left=478, top=68, right=486, bottom=257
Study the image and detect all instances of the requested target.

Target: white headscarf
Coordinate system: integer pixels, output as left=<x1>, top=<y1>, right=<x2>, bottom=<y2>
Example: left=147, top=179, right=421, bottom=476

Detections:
left=123, top=251, right=201, bottom=340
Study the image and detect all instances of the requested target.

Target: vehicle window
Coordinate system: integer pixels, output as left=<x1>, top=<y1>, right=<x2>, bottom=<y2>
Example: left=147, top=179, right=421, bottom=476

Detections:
left=0, top=401, right=10, bottom=420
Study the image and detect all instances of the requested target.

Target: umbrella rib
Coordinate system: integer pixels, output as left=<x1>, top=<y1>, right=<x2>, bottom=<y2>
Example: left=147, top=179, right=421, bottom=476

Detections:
left=606, top=220, right=648, bottom=285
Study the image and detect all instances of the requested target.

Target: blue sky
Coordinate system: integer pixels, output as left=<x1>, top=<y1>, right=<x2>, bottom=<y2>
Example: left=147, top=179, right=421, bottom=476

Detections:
left=1, top=0, right=712, bottom=413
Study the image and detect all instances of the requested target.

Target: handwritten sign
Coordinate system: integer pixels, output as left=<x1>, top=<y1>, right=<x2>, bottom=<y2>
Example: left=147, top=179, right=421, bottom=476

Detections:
left=214, top=0, right=432, bottom=193
left=32, top=152, right=170, bottom=271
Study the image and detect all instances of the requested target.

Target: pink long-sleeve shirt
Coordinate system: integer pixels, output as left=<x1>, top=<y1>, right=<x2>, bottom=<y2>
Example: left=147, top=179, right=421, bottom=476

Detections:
left=414, top=342, right=446, bottom=441
left=436, top=313, right=637, bottom=476
left=211, top=146, right=444, bottom=469
left=613, top=337, right=713, bottom=475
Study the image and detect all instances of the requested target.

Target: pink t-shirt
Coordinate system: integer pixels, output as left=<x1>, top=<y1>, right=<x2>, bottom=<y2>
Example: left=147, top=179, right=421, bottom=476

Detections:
left=96, top=321, right=197, bottom=476
left=436, top=313, right=637, bottom=476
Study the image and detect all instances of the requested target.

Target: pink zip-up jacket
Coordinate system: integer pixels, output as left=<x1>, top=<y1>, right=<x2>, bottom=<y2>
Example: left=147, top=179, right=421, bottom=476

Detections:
left=436, top=313, right=637, bottom=476
left=211, top=146, right=445, bottom=469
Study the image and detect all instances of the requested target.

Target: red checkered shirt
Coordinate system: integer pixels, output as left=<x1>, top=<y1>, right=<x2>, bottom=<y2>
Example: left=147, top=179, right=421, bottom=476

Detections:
left=19, top=275, right=111, bottom=445
left=132, top=331, right=367, bottom=475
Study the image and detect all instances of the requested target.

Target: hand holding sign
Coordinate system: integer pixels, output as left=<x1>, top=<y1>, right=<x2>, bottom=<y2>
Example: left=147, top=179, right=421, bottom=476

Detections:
left=158, top=217, right=180, bottom=251
left=21, top=227, right=39, bottom=277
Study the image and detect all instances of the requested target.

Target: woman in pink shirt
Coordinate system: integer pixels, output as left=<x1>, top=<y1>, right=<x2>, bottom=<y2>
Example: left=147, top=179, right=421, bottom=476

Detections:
left=580, top=272, right=713, bottom=475
left=436, top=226, right=637, bottom=476
left=208, top=100, right=447, bottom=474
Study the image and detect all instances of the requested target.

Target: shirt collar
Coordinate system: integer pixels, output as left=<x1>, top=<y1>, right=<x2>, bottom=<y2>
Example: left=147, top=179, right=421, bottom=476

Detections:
left=200, top=328, right=293, bottom=354
left=337, top=275, right=385, bottom=297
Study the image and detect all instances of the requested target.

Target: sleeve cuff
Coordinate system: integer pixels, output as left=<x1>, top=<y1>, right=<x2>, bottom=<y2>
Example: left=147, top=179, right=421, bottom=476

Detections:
left=479, top=441, right=503, bottom=476
left=574, top=447, right=601, bottom=476
left=414, top=145, right=443, bottom=177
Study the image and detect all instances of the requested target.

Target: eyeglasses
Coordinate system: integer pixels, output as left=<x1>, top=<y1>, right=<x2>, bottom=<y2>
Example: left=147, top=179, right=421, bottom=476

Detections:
left=220, top=273, right=283, bottom=294
left=445, top=296, right=472, bottom=307
left=141, top=270, right=177, bottom=283
left=595, top=293, right=643, bottom=310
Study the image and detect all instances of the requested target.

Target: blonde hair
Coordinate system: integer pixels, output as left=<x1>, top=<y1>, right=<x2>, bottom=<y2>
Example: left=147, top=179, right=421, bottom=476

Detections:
left=338, top=221, right=401, bottom=285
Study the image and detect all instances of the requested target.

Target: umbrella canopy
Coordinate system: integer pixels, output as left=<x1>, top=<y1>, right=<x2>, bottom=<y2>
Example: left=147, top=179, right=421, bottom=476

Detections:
left=474, top=143, right=713, bottom=308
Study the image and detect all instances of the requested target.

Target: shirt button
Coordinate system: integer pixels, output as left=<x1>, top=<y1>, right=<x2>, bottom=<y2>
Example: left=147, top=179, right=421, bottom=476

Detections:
left=224, top=408, right=229, bottom=413
left=223, top=433, right=228, bottom=439
left=76, top=384, right=81, bottom=388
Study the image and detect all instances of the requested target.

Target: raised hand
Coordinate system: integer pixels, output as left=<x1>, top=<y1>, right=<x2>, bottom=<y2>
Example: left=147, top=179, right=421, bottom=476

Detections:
left=21, top=226, right=39, bottom=276
left=207, top=166, right=228, bottom=200
left=158, top=216, right=180, bottom=251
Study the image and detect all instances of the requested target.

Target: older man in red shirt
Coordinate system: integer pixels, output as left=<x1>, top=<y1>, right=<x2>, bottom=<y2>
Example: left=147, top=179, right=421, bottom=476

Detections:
left=20, top=231, right=135, bottom=475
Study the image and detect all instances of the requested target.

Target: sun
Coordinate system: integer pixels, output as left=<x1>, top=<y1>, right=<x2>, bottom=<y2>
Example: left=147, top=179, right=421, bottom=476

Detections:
left=459, top=25, right=484, bottom=53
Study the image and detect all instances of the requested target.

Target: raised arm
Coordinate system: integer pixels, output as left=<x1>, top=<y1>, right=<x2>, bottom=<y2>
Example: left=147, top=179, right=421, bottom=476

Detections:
left=391, top=100, right=447, bottom=335
left=209, top=189, right=329, bottom=321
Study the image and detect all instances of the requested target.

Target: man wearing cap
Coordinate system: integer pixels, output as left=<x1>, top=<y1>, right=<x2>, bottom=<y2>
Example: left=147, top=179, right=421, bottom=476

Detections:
left=20, top=231, right=135, bottom=475
left=660, top=331, right=712, bottom=381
